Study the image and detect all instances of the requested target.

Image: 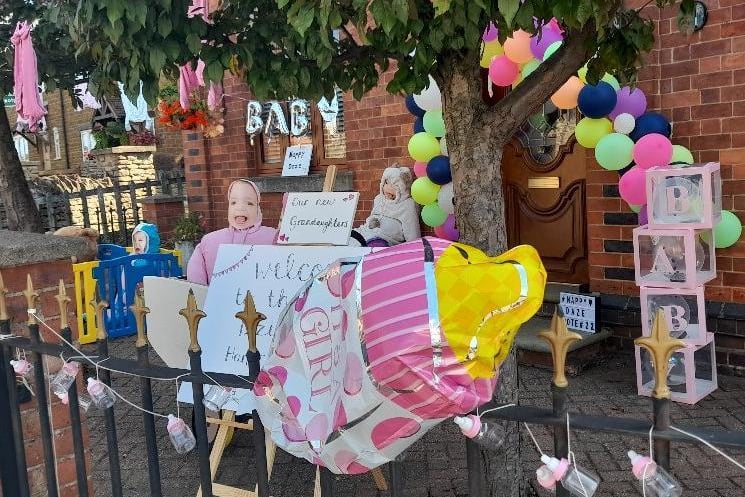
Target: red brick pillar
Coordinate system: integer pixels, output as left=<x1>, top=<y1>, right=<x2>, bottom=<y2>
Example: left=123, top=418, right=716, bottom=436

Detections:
left=182, top=130, right=216, bottom=232
left=139, top=195, right=186, bottom=244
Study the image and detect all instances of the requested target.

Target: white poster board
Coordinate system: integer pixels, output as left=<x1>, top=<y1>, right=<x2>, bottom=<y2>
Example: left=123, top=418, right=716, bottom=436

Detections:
left=143, top=277, right=208, bottom=368
left=277, top=192, right=359, bottom=245
left=559, top=292, right=597, bottom=334
left=177, top=244, right=371, bottom=413
left=281, top=144, right=313, bottom=177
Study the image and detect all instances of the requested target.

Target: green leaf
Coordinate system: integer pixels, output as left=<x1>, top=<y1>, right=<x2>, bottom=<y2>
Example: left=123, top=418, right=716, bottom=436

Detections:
left=106, top=0, right=124, bottom=25
left=186, top=33, right=202, bottom=55
left=299, top=66, right=311, bottom=89
left=498, top=0, right=520, bottom=27
left=206, top=60, right=224, bottom=83
left=149, top=48, right=166, bottom=73
left=157, top=14, right=172, bottom=38
left=392, top=0, right=408, bottom=23
left=162, top=38, right=180, bottom=60
left=277, top=0, right=291, bottom=8
left=432, top=0, right=451, bottom=16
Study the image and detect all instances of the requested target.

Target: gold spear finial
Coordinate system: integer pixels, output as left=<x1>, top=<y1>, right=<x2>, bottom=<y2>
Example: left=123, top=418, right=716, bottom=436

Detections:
left=131, top=289, right=150, bottom=348
left=55, top=280, right=72, bottom=330
left=23, top=274, right=40, bottom=325
left=538, top=310, right=582, bottom=388
left=91, top=299, right=109, bottom=341
left=635, top=309, right=685, bottom=399
left=179, top=289, right=206, bottom=353
left=235, top=291, right=266, bottom=353
left=0, top=271, right=8, bottom=322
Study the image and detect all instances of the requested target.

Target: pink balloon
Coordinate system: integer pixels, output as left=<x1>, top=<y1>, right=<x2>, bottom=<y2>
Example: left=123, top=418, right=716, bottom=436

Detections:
left=333, top=401, right=347, bottom=429
left=413, top=161, right=428, bottom=177
left=633, top=133, right=673, bottom=169
left=482, top=22, right=498, bottom=42
left=609, top=87, right=648, bottom=120
left=639, top=204, right=648, bottom=225
left=530, top=27, right=563, bottom=60
left=434, top=225, right=446, bottom=238
left=440, top=214, right=459, bottom=241
left=334, top=451, right=369, bottom=475
left=618, top=166, right=647, bottom=205
left=371, top=417, right=421, bottom=450
left=489, top=55, right=519, bottom=87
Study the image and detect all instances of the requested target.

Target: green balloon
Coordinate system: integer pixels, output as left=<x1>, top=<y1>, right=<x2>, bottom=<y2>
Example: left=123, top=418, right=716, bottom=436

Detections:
left=408, top=132, right=441, bottom=162
left=601, top=73, right=620, bottom=91
left=595, top=133, right=634, bottom=170
left=715, top=210, right=743, bottom=249
left=578, top=64, right=588, bottom=82
left=423, top=110, right=446, bottom=138
left=628, top=204, right=641, bottom=213
left=671, top=144, right=694, bottom=165
left=543, top=41, right=563, bottom=61
left=411, top=177, right=441, bottom=205
left=521, top=60, right=541, bottom=79
left=575, top=117, right=612, bottom=149
left=421, top=203, right=448, bottom=227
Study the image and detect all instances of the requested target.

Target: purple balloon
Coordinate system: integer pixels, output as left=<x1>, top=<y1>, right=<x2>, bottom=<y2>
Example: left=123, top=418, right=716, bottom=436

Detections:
left=482, top=23, right=498, bottom=42
left=530, top=27, right=563, bottom=60
left=609, top=87, right=648, bottom=120
left=639, top=204, right=648, bottom=225
left=441, top=214, right=460, bottom=241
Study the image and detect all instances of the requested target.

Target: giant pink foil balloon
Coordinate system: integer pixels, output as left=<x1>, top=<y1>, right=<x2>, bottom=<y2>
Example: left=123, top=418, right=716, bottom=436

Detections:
left=609, top=87, right=648, bottom=120
left=489, top=55, right=519, bottom=87
left=530, top=27, right=563, bottom=60
left=619, top=166, right=647, bottom=205
left=633, top=133, right=673, bottom=170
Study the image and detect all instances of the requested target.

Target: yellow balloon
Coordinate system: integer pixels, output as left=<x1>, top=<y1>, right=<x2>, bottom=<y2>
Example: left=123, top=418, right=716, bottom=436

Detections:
left=578, top=65, right=588, bottom=83
left=480, top=41, right=504, bottom=68
left=575, top=117, right=613, bottom=149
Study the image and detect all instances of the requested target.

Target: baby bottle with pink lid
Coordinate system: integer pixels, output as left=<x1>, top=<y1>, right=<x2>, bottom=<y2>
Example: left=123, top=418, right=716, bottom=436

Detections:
left=50, top=362, right=80, bottom=397
left=627, top=451, right=682, bottom=497
left=167, top=414, right=196, bottom=454
left=454, top=415, right=506, bottom=450
left=86, top=378, right=116, bottom=409
left=10, top=359, right=33, bottom=378
left=541, top=454, right=599, bottom=497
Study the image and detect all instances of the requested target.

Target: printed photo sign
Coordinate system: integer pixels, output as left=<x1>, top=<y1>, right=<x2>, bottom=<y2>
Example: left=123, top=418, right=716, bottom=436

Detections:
left=277, top=192, right=359, bottom=246
left=559, top=292, right=597, bottom=334
left=281, top=144, right=313, bottom=177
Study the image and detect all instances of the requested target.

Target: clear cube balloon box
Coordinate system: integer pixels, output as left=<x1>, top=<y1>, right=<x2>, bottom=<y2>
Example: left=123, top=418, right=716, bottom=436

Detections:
left=633, top=226, right=716, bottom=289
left=646, top=162, right=722, bottom=229
left=640, top=287, right=709, bottom=346
left=635, top=334, right=717, bottom=405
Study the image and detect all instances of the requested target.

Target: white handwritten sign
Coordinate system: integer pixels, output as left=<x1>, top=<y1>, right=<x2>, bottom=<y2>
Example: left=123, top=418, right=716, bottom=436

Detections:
left=277, top=192, right=359, bottom=246
left=177, top=244, right=371, bottom=414
left=281, top=144, right=313, bottom=177
left=559, top=292, right=597, bottom=334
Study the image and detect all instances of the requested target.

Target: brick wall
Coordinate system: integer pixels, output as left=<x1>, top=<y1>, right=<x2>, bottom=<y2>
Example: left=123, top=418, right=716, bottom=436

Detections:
left=183, top=70, right=413, bottom=234
left=0, top=260, right=94, bottom=497
left=140, top=195, right=186, bottom=243
left=587, top=1, right=745, bottom=303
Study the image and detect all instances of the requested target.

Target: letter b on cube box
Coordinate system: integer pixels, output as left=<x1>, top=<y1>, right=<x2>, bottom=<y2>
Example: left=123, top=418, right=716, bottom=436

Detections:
left=640, top=287, right=708, bottom=345
left=633, top=226, right=716, bottom=289
left=646, top=162, right=721, bottom=229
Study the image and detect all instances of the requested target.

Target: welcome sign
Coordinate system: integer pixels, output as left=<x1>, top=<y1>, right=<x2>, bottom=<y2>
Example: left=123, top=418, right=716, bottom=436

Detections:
left=277, top=192, right=359, bottom=245
left=177, top=244, right=370, bottom=413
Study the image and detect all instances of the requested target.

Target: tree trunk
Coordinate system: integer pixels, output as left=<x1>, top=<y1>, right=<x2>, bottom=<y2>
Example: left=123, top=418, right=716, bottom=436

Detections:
left=0, top=104, right=44, bottom=232
left=438, top=54, right=524, bottom=497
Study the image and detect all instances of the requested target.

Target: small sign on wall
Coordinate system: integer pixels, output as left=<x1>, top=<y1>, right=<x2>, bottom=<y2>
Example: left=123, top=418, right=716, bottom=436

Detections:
left=281, top=144, right=313, bottom=177
left=277, top=192, right=359, bottom=245
left=559, top=292, right=598, bottom=334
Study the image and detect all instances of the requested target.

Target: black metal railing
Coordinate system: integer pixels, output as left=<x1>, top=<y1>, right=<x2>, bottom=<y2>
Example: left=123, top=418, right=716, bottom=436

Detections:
left=1, top=274, right=745, bottom=497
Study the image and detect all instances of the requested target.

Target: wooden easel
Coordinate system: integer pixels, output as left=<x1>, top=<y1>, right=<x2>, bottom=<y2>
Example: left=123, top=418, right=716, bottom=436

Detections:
left=197, top=166, right=388, bottom=497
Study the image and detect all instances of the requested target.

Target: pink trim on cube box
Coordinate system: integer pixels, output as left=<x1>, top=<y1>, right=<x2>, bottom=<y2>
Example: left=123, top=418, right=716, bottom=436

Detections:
left=640, top=286, right=709, bottom=346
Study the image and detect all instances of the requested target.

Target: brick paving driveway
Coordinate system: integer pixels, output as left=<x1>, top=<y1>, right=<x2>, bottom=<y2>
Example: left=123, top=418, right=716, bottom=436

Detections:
left=85, top=339, right=745, bottom=497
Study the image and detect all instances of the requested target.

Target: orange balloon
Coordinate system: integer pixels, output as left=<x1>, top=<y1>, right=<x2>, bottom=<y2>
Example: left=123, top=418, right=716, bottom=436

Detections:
left=503, top=30, right=534, bottom=64
left=551, top=76, right=584, bottom=110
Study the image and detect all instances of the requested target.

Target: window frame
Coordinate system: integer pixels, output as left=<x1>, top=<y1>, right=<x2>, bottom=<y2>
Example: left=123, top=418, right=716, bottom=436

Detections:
left=52, top=127, right=61, bottom=160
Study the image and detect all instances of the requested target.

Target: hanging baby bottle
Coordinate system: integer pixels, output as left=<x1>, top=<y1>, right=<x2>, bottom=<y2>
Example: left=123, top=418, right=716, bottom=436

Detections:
left=58, top=392, right=93, bottom=413
left=536, top=464, right=557, bottom=491
left=50, top=362, right=80, bottom=397
left=10, top=359, right=33, bottom=379
left=167, top=414, right=196, bottom=454
left=86, top=378, right=116, bottom=409
left=454, top=415, right=506, bottom=450
left=541, top=455, right=599, bottom=497
left=628, top=451, right=682, bottom=497
left=203, top=385, right=233, bottom=411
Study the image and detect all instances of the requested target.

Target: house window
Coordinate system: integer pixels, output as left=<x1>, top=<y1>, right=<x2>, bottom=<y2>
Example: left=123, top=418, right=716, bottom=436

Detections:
left=81, top=129, right=96, bottom=158
left=258, top=90, right=346, bottom=175
left=52, top=127, right=61, bottom=160
left=13, top=135, right=29, bottom=161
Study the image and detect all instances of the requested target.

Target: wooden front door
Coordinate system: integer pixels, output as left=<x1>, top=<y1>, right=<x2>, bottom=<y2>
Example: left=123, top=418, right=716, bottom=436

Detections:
left=502, top=108, right=588, bottom=284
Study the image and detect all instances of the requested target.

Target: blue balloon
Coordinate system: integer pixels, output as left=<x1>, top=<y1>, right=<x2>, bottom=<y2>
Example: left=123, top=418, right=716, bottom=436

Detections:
left=406, top=95, right=426, bottom=117
left=414, top=116, right=425, bottom=134
left=577, top=82, right=617, bottom=118
left=629, top=112, right=672, bottom=142
left=426, top=156, right=452, bottom=185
